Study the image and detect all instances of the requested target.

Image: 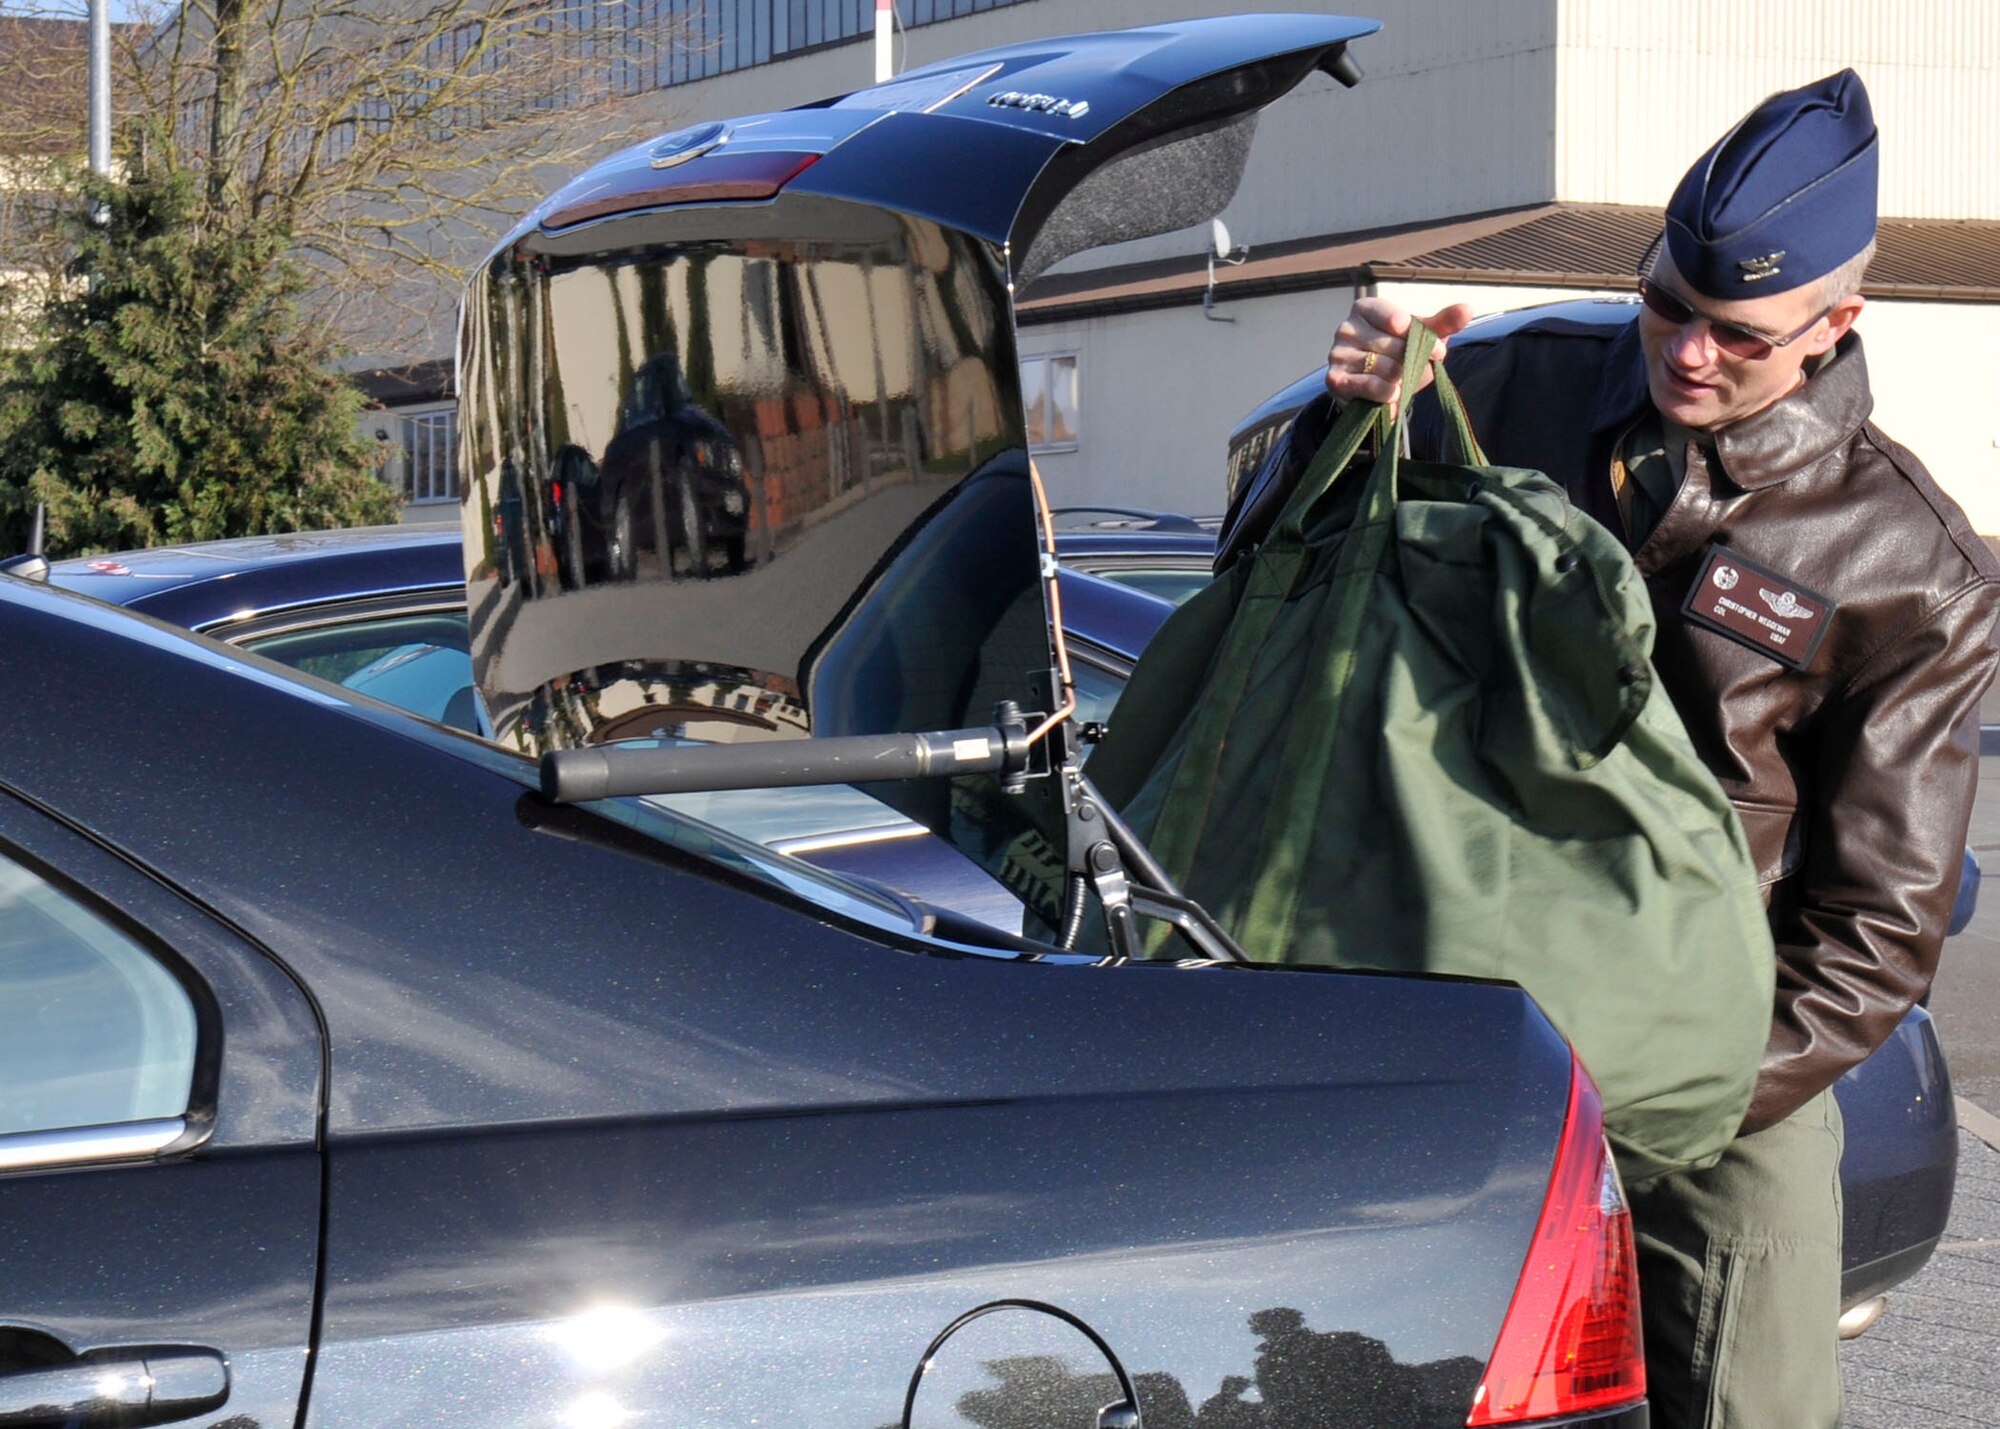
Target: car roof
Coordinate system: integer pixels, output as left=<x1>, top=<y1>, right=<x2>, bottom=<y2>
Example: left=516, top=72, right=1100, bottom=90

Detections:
left=45, top=524, right=464, bottom=632
left=1452, top=293, right=1641, bottom=346
left=1053, top=507, right=1216, bottom=536
left=41, top=517, right=1190, bottom=665
left=1050, top=509, right=1217, bottom=560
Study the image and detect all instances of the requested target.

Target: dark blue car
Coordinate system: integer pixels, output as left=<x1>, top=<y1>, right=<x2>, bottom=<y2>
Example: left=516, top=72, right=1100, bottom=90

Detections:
left=0, top=19, right=1948, bottom=1427
left=45, top=526, right=478, bottom=727
left=8, top=548, right=1639, bottom=1429
left=3, top=37, right=1651, bottom=1423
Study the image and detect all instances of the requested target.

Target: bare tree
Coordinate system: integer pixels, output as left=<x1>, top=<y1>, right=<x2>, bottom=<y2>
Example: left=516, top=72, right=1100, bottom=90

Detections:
left=0, top=0, right=693, bottom=350
left=0, top=14, right=95, bottom=335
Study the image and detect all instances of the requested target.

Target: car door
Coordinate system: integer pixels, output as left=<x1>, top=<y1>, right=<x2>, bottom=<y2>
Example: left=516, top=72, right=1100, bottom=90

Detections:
left=0, top=790, right=323, bottom=1429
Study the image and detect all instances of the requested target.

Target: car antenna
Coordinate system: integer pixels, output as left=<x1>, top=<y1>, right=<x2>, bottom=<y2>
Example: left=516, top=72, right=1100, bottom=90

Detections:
left=0, top=503, right=50, bottom=582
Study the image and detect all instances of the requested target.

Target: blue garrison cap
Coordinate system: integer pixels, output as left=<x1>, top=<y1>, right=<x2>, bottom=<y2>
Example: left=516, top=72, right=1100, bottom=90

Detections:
left=1666, top=70, right=1878, bottom=300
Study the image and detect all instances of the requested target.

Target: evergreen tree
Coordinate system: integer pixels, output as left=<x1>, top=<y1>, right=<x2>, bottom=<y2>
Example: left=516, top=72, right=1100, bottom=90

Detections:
left=0, top=168, right=397, bottom=557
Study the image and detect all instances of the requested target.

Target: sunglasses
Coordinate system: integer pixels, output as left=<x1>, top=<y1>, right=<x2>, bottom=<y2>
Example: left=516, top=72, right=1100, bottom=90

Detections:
left=1635, top=277, right=1831, bottom=361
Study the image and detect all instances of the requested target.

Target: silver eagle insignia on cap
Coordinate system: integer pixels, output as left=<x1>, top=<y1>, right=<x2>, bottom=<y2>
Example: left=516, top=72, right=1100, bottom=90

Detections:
left=1738, top=251, right=1787, bottom=283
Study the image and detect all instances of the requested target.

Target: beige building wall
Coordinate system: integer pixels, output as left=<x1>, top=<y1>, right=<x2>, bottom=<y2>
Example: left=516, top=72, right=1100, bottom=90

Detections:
left=369, top=0, right=2000, bottom=365
left=1017, top=0, right=2000, bottom=528
left=1020, top=282, right=1356, bottom=515
left=1840, top=298, right=2000, bottom=535
left=371, top=0, right=2000, bottom=341
left=639, top=0, right=2000, bottom=266
left=1555, top=0, right=2000, bottom=219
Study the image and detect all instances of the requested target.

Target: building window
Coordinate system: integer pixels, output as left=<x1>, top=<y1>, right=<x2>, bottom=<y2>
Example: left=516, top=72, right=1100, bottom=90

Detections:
left=1020, top=352, right=1079, bottom=452
left=403, top=408, right=460, bottom=504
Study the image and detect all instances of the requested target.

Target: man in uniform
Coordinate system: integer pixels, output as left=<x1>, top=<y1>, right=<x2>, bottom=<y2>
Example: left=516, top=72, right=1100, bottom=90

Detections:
left=1223, top=71, right=2000, bottom=1427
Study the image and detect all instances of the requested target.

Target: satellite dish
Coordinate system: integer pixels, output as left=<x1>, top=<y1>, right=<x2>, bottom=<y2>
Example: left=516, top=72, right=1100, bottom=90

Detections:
left=1204, top=218, right=1248, bottom=321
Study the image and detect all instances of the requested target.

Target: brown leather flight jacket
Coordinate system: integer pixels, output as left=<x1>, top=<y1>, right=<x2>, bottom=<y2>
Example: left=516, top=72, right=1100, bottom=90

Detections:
left=1226, top=314, right=2000, bottom=1133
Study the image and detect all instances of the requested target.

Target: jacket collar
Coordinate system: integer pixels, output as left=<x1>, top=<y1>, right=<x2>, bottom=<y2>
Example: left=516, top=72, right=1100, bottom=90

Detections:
left=1588, top=320, right=1874, bottom=492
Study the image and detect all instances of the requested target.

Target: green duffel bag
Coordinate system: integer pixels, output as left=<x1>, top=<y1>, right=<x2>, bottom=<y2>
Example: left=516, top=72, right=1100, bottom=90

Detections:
left=1089, top=324, right=1774, bottom=1184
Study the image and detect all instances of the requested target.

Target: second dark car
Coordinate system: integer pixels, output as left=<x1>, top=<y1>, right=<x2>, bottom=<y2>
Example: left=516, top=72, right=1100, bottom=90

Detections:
left=563, top=352, right=754, bottom=584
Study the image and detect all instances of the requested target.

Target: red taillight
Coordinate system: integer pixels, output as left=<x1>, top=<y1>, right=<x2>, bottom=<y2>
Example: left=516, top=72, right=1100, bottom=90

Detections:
left=1467, top=1058, right=1645, bottom=1426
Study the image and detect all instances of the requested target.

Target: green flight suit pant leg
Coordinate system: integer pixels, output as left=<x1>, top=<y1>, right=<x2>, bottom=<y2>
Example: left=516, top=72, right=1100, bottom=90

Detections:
left=1624, top=1090, right=1844, bottom=1429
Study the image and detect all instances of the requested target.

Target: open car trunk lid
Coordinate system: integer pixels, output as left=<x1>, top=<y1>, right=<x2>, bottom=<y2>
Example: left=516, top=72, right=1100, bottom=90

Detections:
left=460, top=15, right=1376, bottom=928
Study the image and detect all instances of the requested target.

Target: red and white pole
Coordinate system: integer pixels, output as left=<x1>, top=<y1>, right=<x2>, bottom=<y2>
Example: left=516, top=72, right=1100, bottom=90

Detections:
left=875, top=0, right=893, bottom=82
left=88, top=0, right=109, bottom=179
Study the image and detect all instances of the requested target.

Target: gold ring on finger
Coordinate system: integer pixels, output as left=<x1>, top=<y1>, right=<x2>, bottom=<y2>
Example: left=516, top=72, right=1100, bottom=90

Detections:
left=1360, top=352, right=1379, bottom=376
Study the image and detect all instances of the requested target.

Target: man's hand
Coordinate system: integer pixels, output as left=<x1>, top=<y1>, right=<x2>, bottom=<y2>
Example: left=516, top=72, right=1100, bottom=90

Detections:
left=1325, top=299, right=1476, bottom=414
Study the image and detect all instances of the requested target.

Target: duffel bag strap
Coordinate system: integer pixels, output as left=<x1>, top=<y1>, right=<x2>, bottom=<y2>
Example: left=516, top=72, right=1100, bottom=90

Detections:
left=1267, top=390, right=1387, bottom=547
left=1267, top=320, right=1488, bottom=554
left=1241, top=322, right=1489, bottom=949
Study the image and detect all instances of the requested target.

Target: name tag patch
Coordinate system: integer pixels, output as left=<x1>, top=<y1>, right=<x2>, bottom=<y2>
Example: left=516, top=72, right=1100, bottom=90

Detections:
left=1681, top=543, right=1834, bottom=671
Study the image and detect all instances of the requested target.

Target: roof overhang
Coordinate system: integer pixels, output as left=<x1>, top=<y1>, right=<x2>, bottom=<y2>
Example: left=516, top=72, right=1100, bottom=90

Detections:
left=1016, top=202, right=2000, bottom=324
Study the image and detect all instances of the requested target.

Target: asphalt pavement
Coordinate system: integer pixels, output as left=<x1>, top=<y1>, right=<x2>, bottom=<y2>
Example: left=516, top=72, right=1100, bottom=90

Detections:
left=1836, top=741, right=2000, bottom=1423
left=1842, top=1120, right=2000, bottom=1423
